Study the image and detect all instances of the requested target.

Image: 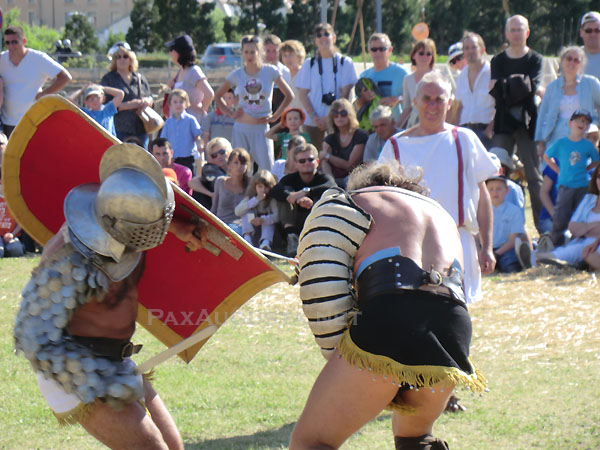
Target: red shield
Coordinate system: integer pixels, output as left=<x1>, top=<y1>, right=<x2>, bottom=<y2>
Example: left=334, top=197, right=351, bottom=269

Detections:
left=2, top=95, right=291, bottom=363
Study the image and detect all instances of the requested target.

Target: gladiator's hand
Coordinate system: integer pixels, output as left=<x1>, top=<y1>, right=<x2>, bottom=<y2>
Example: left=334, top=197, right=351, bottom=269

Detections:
left=169, top=219, right=207, bottom=252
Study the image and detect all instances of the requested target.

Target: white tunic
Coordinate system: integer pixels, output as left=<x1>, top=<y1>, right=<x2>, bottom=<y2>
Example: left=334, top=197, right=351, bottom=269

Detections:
left=378, top=125, right=499, bottom=302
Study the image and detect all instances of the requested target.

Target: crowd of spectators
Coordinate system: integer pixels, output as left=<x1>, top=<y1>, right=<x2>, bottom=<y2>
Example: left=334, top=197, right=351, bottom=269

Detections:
left=2, top=11, right=600, bottom=269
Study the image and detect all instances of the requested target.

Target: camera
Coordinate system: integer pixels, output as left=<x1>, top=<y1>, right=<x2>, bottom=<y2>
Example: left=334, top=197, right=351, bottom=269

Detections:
left=321, top=92, right=336, bottom=106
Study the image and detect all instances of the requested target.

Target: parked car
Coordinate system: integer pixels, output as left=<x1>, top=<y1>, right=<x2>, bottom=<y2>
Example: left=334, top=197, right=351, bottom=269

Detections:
left=200, top=43, right=241, bottom=70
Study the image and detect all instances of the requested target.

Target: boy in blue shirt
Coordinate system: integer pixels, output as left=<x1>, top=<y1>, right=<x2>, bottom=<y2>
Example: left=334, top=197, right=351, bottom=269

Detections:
left=74, top=84, right=123, bottom=136
left=487, top=175, right=529, bottom=272
left=544, top=110, right=599, bottom=246
left=160, top=88, right=202, bottom=174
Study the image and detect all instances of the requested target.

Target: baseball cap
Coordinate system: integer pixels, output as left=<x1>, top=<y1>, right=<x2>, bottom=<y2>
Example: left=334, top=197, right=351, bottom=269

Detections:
left=489, top=147, right=514, bottom=170
left=570, top=109, right=593, bottom=122
left=587, top=123, right=599, bottom=134
left=448, top=42, right=463, bottom=62
left=83, top=84, right=104, bottom=99
left=165, top=35, right=195, bottom=53
left=581, top=11, right=600, bottom=26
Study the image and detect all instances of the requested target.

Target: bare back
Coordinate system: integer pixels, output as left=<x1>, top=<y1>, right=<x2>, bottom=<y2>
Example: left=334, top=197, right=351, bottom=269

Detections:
left=352, top=186, right=463, bottom=276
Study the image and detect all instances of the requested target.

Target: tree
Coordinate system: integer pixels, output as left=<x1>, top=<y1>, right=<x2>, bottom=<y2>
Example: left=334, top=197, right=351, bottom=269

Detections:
left=153, top=0, right=217, bottom=54
left=104, top=30, right=127, bottom=55
left=285, top=0, right=320, bottom=53
left=126, top=0, right=161, bottom=52
left=63, top=12, right=99, bottom=54
left=237, top=0, right=287, bottom=37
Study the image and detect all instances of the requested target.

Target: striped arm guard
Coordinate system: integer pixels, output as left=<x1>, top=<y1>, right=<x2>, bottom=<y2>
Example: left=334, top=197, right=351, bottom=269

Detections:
left=297, top=188, right=372, bottom=359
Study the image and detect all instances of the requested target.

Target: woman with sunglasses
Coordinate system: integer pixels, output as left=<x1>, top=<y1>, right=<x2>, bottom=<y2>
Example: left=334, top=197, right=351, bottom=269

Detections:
left=189, top=137, right=232, bottom=209
left=100, top=43, right=153, bottom=148
left=320, top=99, right=368, bottom=188
left=535, top=46, right=600, bottom=155
left=296, top=23, right=358, bottom=151
left=396, top=38, right=437, bottom=130
left=215, top=35, right=294, bottom=171
left=166, top=34, right=214, bottom=126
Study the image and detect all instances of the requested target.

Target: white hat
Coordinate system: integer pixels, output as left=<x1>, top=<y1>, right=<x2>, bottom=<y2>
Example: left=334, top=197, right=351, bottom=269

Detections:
left=448, top=42, right=463, bottom=62
left=581, top=11, right=600, bottom=26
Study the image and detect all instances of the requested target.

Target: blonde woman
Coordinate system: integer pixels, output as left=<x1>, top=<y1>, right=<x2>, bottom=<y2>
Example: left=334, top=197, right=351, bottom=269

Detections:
left=319, top=98, right=368, bottom=188
left=214, top=35, right=294, bottom=171
left=100, top=43, right=153, bottom=147
left=280, top=39, right=307, bottom=112
left=397, top=38, right=437, bottom=129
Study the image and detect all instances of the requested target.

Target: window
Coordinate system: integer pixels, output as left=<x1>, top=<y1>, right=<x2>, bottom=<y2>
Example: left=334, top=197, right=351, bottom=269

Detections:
left=110, top=11, right=121, bottom=24
left=29, top=0, right=35, bottom=5
left=88, top=12, right=97, bottom=26
left=88, top=0, right=97, bottom=3
left=28, top=11, right=35, bottom=25
left=65, top=0, right=74, bottom=4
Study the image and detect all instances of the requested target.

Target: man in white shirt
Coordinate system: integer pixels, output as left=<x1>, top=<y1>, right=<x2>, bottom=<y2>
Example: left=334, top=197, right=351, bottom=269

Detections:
left=296, top=23, right=357, bottom=150
left=0, top=26, right=71, bottom=136
left=580, top=11, right=600, bottom=78
left=378, top=72, right=499, bottom=303
left=454, top=32, right=495, bottom=148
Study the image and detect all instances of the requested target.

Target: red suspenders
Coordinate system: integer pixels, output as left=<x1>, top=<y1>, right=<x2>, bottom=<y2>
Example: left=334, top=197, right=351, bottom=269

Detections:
left=390, top=126, right=464, bottom=227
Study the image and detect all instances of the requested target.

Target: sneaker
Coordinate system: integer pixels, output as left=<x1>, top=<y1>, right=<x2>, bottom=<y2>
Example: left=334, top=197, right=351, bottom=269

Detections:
left=515, top=237, right=532, bottom=269
left=259, top=240, right=271, bottom=251
left=537, top=255, right=569, bottom=268
left=536, top=233, right=554, bottom=253
left=286, top=233, right=299, bottom=256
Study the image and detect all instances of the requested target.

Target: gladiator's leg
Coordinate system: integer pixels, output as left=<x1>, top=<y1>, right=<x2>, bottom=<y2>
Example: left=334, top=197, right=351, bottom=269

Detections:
left=143, top=379, right=184, bottom=450
left=391, top=384, right=454, bottom=446
left=79, top=394, right=170, bottom=450
left=289, top=349, right=399, bottom=450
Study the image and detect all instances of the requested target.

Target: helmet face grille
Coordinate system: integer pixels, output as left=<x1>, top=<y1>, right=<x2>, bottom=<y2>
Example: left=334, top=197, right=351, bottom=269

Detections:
left=110, top=201, right=175, bottom=251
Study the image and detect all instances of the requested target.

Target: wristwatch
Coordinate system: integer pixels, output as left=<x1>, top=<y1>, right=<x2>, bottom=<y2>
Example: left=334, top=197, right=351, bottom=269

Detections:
left=302, top=187, right=311, bottom=194
left=325, top=153, right=331, bottom=160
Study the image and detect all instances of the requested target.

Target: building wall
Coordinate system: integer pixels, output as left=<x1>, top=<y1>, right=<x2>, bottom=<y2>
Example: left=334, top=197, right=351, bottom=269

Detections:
left=0, top=0, right=133, bottom=31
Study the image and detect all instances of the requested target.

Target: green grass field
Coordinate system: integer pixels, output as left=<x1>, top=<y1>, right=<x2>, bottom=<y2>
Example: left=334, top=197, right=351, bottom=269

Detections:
left=1, top=255, right=599, bottom=449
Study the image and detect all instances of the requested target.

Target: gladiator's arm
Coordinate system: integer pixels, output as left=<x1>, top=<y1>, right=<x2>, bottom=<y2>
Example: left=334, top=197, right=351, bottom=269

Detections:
left=168, top=218, right=207, bottom=251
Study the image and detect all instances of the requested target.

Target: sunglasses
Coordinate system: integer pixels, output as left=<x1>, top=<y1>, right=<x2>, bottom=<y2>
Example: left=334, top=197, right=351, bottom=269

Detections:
left=450, top=55, right=464, bottom=65
left=242, top=36, right=259, bottom=44
left=4, top=40, right=19, bottom=46
left=583, top=28, right=600, bottom=34
left=115, top=54, right=129, bottom=59
left=297, top=157, right=316, bottom=164
left=210, top=149, right=227, bottom=159
left=316, top=31, right=331, bottom=38
left=332, top=110, right=349, bottom=118
left=418, top=51, right=433, bottom=56
left=565, top=55, right=582, bottom=63
left=370, top=46, right=388, bottom=52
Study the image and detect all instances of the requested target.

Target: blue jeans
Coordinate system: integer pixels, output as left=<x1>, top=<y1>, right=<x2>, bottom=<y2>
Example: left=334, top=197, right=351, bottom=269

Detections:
left=494, top=248, right=521, bottom=273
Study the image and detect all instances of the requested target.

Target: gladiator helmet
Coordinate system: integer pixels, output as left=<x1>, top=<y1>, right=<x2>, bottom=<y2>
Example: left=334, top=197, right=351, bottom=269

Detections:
left=64, top=143, right=175, bottom=278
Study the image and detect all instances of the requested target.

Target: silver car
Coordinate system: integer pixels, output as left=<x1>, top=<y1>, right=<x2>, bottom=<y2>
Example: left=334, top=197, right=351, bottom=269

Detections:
left=200, top=43, right=241, bottom=70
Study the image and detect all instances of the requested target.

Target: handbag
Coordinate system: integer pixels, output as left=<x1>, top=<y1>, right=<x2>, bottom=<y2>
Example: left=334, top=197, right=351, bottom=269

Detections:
left=137, top=104, right=164, bottom=134
left=135, top=75, right=164, bottom=134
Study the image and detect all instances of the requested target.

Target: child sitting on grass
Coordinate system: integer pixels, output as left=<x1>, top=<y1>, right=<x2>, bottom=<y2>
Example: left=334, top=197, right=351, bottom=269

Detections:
left=266, top=107, right=309, bottom=160
left=487, top=175, right=531, bottom=273
left=544, top=110, right=599, bottom=246
left=235, top=170, right=278, bottom=251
